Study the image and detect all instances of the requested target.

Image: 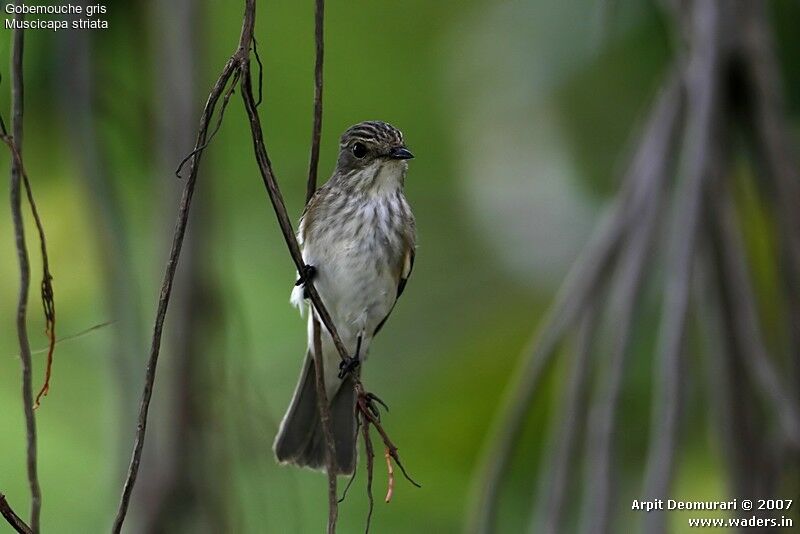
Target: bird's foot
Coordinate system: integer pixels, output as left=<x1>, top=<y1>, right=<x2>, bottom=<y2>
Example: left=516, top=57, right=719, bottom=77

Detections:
left=294, top=264, right=316, bottom=298
left=357, top=390, right=389, bottom=422
left=338, top=356, right=360, bottom=379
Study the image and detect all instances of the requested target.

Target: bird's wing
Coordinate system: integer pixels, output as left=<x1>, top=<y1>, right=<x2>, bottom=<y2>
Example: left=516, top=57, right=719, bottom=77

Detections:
left=373, top=245, right=415, bottom=336
left=396, top=246, right=415, bottom=299
left=297, top=187, right=323, bottom=245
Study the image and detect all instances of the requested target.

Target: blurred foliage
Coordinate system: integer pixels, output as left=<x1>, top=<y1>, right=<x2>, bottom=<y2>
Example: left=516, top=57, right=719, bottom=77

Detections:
left=0, top=1, right=798, bottom=532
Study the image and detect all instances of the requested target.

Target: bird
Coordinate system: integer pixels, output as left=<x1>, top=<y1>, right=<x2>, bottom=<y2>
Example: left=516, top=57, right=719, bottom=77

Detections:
left=274, top=120, right=416, bottom=474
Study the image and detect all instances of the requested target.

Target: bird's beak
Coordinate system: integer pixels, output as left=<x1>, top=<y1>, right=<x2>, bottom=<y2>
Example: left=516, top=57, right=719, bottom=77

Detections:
left=389, top=146, right=414, bottom=160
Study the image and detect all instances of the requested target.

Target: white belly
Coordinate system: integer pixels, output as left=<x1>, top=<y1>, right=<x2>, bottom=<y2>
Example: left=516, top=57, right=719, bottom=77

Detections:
left=304, top=234, right=397, bottom=339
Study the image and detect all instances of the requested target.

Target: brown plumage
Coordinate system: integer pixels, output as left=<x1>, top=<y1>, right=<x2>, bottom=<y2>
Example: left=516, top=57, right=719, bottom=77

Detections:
left=274, top=121, right=416, bottom=473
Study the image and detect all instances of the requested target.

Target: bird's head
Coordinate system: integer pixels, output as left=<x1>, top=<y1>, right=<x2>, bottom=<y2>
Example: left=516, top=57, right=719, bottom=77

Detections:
left=335, top=121, right=413, bottom=186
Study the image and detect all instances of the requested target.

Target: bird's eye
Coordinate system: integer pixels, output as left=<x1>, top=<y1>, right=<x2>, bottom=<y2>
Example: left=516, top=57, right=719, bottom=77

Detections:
left=352, top=142, right=367, bottom=159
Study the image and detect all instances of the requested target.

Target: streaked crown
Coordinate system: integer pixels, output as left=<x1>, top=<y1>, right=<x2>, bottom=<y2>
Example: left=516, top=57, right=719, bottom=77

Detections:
left=340, top=120, right=405, bottom=148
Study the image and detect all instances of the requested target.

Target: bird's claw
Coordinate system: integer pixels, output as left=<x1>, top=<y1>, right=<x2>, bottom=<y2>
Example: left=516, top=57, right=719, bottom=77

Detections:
left=295, top=264, right=316, bottom=299
left=338, top=356, right=360, bottom=379
left=358, top=391, right=388, bottom=421
left=365, top=392, right=389, bottom=414
left=295, top=264, right=317, bottom=286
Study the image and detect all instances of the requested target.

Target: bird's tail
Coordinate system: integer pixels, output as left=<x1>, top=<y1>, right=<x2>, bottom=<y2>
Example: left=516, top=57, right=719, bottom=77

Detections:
left=273, top=351, right=357, bottom=474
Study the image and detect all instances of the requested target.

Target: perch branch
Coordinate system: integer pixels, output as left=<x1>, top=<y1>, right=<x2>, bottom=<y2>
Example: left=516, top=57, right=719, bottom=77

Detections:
left=239, top=54, right=350, bottom=363
left=0, top=494, right=32, bottom=534
left=642, top=4, right=721, bottom=533
left=303, top=3, right=339, bottom=532
left=5, top=9, right=41, bottom=530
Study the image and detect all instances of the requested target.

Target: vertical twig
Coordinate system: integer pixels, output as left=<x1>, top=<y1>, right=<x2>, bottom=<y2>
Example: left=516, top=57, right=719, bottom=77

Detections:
left=7, top=6, right=41, bottom=530
left=0, top=494, right=33, bottom=534
left=307, top=0, right=325, bottom=202
left=467, top=178, right=637, bottom=533
left=467, top=66, right=678, bottom=534
left=312, top=318, right=339, bottom=533
left=361, top=411, right=375, bottom=533
left=27, top=166, right=56, bottom=409
left=304, top=1, right=339, bottom=530
left=239, top=53, right=351, bottom=363
left=580, top=76, right=682, bottom=534
left=111, top=46, right=241, bottom=534
left=642, top=3, right=721, bottom=533
left=698, top=252, right=753, bottom=500
left=535, top=301, right=599, bottom=534
left=708, top=179, right=800, bottom=447
left=701, top=161, right=774, bottom=503
left=739, top=0, right=800, bottom=405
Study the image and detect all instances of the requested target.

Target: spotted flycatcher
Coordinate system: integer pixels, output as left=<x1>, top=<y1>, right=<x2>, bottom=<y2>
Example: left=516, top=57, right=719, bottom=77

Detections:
left=274, top=121, right=416, bottom=473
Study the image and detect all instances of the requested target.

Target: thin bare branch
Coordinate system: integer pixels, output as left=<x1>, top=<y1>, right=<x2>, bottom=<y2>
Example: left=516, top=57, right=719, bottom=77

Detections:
left=174, top=70, right=241, bottom=179
left=306, top=0, right=325, bottom=202
left=467, top=190, right=629, bottom=533
left=252, top=37, right=264, bottom=107
left=383, top=449, right=395, bottom=503
left=0, top=494, right=32, bottom=534
left=338, top=416, right=361, bottom=503
left=239, top=56, right=350, bottom=363
left=1, top=136, right=57, bottom=412
left=536, top=301, right=599, bottom=534
left=580, top=75, right=682, bottom=534
left=23, top=171, right=56, bottom=409
left=355, top=383, right=420, bottom=489
left=467, top=69, right=678, bottom=534
left=700, top=155, right=775, bottom=504
left=313, top=317, right=339, bottom=533
left=304, top=3, right=338, bottom=530
left=698, top=251, right=751, bottom=498
left=24, top=321, right=114, bottom=356
left=111, top=36, right=243, bottom=534
left=6, top=7, right=41, bottom=530
left=708, top=177, right=800, bottom=448
left=642, top=4, right=721, bottom=532
left=361, top=410, right=375, bottom=534
left=739, top=0, right=800, bottom=404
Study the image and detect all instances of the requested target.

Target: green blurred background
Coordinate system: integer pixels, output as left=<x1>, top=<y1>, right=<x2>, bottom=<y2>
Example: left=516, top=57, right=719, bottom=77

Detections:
left=1, top=1, right=799, bottom=532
